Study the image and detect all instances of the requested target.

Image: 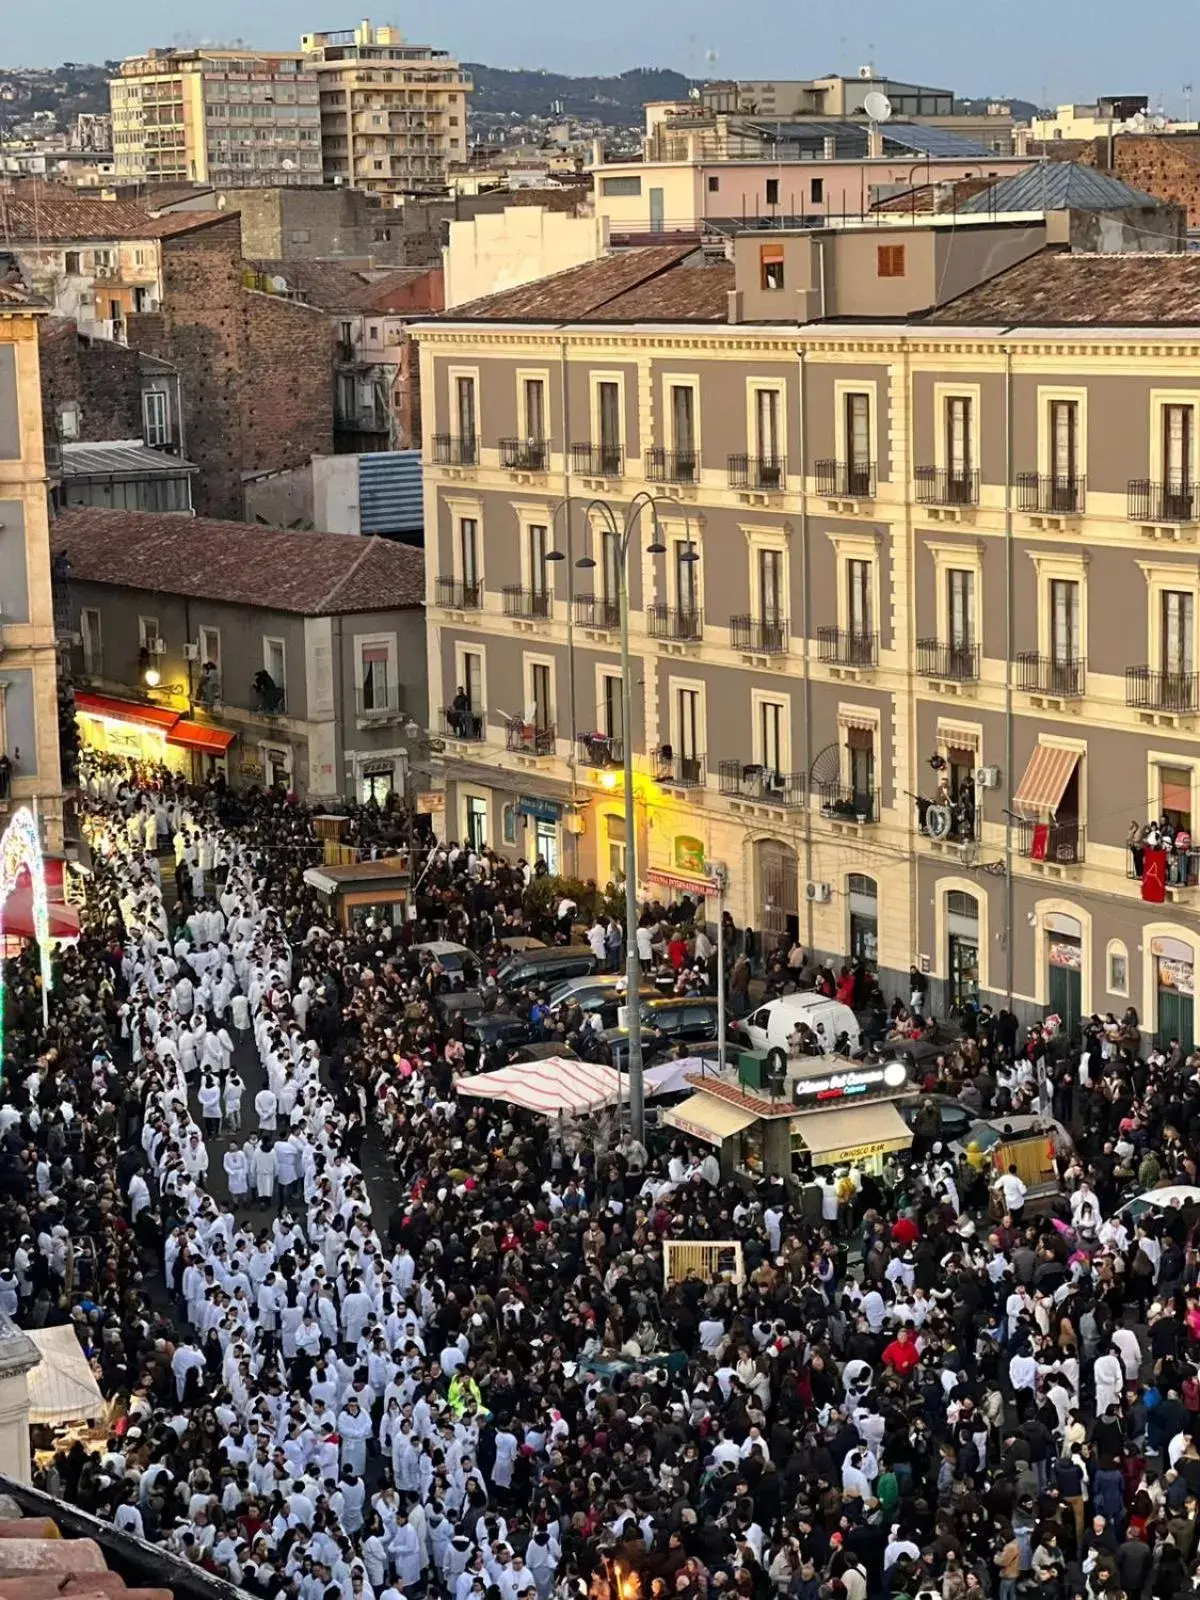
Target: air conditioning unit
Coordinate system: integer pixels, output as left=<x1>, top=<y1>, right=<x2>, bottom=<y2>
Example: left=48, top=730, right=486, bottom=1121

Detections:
left=183, top=642, right=200, bottom=661
left=150, top=637, right=166, bottom=655
left=975, top=765, right=1001, bottom=789
left=805, top=880, right=832, bottom=903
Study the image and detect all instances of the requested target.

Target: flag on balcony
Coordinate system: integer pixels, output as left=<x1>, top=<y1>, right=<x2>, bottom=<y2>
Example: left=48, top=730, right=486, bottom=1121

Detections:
left=1142, top=847, right=1168, bottom=903
left=1030, top=823, right=1049, bottom=861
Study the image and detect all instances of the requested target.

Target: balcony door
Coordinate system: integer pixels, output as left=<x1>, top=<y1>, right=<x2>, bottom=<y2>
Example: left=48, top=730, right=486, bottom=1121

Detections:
left=759, top=700, right=783, bottom=779
left=528, top=523, right=550, bottom=615
left=1162, top=590, right=1195, bottom=682
left=945, top=395, right=973, bottom=500
left=459, top=517, right=479, bottom=598
left=602, top=673, right=623, bottom=742
left=601, top=530, right=621, bottom=616
left=676, top=688, right=701, bottom=782
left=1050, top=578, right=1081, bottom=694
left=848, top=558, right=872, bottom=657
left=947, top=568, right=975, bottom=672
left=755, top=388, right=782, bottom=483
left=529, top=662, right=552, bottom=732
left=845, top=391, right=871, bottom=494
left=462, top=650, right=483, bottom=717
left=456, top=374, right=476, bottom=459
left=1050, top=399, right=1078, bottom=506
left=675, top=539, right=699, bottom=625
left=671, top=385, right=696, bottom=478
left=597, top=381, right=621, bottom=474
left=1164, top=403, right=1195, bottom=518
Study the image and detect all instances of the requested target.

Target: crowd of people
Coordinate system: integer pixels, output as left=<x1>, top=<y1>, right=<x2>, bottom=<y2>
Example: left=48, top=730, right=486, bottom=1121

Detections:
left=4, top=752, right=1200, bottom=1600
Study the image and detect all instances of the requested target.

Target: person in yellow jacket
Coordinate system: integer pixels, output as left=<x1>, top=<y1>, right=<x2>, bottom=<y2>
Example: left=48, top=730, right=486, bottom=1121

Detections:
left=448, top=1371, right=483, bottom=1417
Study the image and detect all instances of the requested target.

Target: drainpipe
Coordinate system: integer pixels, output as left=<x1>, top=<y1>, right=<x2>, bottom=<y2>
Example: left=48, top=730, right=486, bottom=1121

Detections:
left=1003, top=339, right=1015, bottom=1009
left=558, top=329, right=580, bottom=876
left=797, top=343, right=814, bottom=956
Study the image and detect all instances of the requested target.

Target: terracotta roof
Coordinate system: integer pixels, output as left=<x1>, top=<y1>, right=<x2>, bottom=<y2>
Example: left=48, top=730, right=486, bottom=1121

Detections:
left=51, top=508, right=425, bottom=615
left=247, top=257, right=373, bottom=310
left=0, top=186, right=224, bottom=244
left=683, top=1072, right=794, bottom=1118
left=871, top=176, right=996, bottom=214
left=927, top=248, right=1200, bottom=325
left=441, top=245, right=727, bottom=323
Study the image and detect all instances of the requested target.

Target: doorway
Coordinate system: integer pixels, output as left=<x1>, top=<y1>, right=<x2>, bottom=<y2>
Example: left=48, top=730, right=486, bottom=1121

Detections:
left=1155, top=936, right=1195, bottom=1050
left=848, top=873, right=878, bottom=964
left=946, top=890, right=980, bottom=1010
left=1047, top=938, right=1082, bottom=1039
left=754, top=838, right=799, bottom=947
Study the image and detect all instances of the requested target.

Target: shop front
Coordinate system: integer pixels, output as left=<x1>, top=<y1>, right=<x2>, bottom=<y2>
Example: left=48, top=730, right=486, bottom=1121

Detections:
left=947, top=890, right=980, bottom=1011
left=519, top=795, right=563, bottom=874
left=1045, top=912, right=1083, bottom=1040
left=1154, top=935, right=1195, bottom=1050
left=74, top=691, right=235, bottom=780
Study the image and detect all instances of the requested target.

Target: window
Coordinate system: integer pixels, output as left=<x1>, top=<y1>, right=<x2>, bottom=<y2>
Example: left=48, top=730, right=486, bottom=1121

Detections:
left=707, top=174, right=719, bottom=193
left=811, top=177, right=824, bottom=204
left=1164, top=403, right=1195, bottom=516
left=845, top=391, right=871, bottom=482
left=534, top=818, right=559, bottom=874
left=675, top=538, right=699, bottom=620
left=1050, top=398, right=1079, bottom=485
left=465, top=795, right=488, bottom=851
left=1050, top=578, right=1081, bottom=662
left=601, top=175, right=641, bottom=196
left=523, top=377, right=546, bottom=443
left=670, top=385, right=696, bottom=474
left=676, top=687, right=701, bottom=780
left=946, top=395, right=973, bottom=490
left=847, top=558, right=872, bottom=640
left=199, top=625, right=221, bottom=670
left=600, top=671, right=623, bottom=741
left=64, top=250, right=81, bottom=274
left=527, top=523, right=550, bottom=610
left=458, top=517, right=479, bottom=592
left=597, top=380, right=621, bottom=470
left=877, top=244, right=906, bottom=278
left=80, top=607, right=102, bottom=675
left=847, top=726, right=875, bottom=804
left=600, top=529, right=621, bottom=607
left=138, top=615, right=160, bottom=649
left=338, top=373, right=356, bottom=418
left=947, top=569, right=975, bottom=649
left=455, top=374, right=476, bottom=455
left=758, top=548, right=784, bottom=624
left=1163, top=591, right=1196, bottom=677
left=530, top=662, right=552, bottom=730
left=606, top=813, right=626, bottom=879
left=755, top=387, right=782, bottom=471
left=264, top=637, right=286, bottom=694
left=765, top=177, right=779, bottom=206
left=759, top=242, right=784, bottom=292
left=143, top=390, right=169, bottom=448
left=759, top=700, right=784, bottom=775
left=1160, top=765, right=1193, bottom=832
left=360, top=643, right=392, bottom=712
left=1108, top=942, right=1128, bottom=997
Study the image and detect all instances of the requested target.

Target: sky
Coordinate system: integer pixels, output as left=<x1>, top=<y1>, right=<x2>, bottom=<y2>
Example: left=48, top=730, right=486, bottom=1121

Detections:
left=15, top=0, right=1200, bottom=116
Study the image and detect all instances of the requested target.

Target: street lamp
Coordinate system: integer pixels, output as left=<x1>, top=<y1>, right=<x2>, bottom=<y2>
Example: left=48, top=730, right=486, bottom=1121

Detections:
left=550, top=491, right=697, bottom=1144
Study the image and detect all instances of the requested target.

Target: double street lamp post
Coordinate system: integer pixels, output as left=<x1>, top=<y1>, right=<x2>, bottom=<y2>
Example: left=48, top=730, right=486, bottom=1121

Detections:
left=550, top=491, right=697, bottom=1145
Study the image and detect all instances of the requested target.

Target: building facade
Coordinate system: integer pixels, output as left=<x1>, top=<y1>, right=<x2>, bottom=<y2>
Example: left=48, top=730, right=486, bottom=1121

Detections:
left=0, top=274, right=65, bottom=850
left=53, top=509, right=427, bottom=804
left=301, top=21, right=471, bottom=195
left=109, top=47, right=323, bottom=187
left=417, top=234, right=1200, bottom=1047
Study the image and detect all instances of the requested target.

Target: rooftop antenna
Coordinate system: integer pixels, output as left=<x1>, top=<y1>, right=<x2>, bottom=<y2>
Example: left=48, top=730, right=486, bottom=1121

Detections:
left=863, top=88, right=892, bottom=157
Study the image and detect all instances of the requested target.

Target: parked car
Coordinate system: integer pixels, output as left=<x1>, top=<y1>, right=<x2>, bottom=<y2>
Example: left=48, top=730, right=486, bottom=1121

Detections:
left=411, top=941, right=481, bottom=989
left=497, top=935, right=546, bottom=953
left=730, top=994, right=862, bottom=1064
left=508, top=1041, right=581, bottom=1064
left=641, top=996, right=723, bottom=1042
left=464, top=1012, right=534, bottom=1051
left=895, top=1093, right=975, bottom=1145
left=497, top=944, right=599, bottom=993
left=432, top=989, right=488, bottom=1024
left=596, top=1026, right=671, bottom=1072
left=548, top=975, right=659, bottom=1028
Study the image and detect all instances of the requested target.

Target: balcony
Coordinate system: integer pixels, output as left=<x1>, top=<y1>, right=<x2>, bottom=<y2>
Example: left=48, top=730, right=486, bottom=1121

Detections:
left=574, top=594, right=620, bottom=631
left=915, top=466, right=979, bottom=507
left=570, top=442, right=623, bottom=479
left=1016, top=653, right=1086, bottom=699
left=646, top=447, right=699, bottom=486
left=439, top=707, right=485, bottom=742
left=499, top=437, right=550, bottom=472
left=577, top=732, right=623, bottom=768
left=648, top=604, right=703, bottom=643
left=1015, top=817, right=1085, bottom=866
left=505, top=719, right=555, bottom=756
left=503, top=586, right=552, bottom=621
left=916, top=639, right=980, bottom=681
left=1125, top=666, right=1200, bottom=715
left=1128, top=479, right=1200, bottom=526
left=817, top=627, right=878, bottom=669
left=653, top=747, right=706, bottom=787
left=1128, top=843, right=1200, bottom=891
left=1016, top=473, right=1086, bottom=515
left=431, top=433, right=477, bottom=468
left=718, top=761, right=806, bottom=808
left=730, top=614, right=789, bottom=655
left=817, top=781, right=879, bottom=824
left=356, top=686, right=401, bottom=720
left=815, top=459, right=876, bottom=500
left=252, top=684, right=287, bottom=716
left=435, top=576, right=482, bottom=610
left=728, top=454, right=785, bottom=492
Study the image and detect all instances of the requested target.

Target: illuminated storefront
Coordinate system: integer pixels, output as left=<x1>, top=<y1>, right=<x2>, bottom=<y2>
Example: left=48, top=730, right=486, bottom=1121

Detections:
left=73, top=691, right=235, bottom=778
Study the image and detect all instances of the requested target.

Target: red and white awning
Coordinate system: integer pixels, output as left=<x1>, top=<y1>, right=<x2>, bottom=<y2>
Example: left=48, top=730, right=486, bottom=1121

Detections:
left=456, top=1058, right=625, bottom=1117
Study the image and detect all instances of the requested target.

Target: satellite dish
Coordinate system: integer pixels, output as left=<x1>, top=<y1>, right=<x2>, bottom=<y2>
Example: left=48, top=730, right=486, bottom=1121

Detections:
left=269, top=275, right=289, bottom=293
left=863, top=90, right=893, bottom=123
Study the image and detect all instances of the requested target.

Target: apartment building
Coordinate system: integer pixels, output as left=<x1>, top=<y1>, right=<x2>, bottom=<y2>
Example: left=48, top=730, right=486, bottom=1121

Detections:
left=301, top=21, right=471, bottom=196
left=109, top=47, right=323, bottom=187
left=417, top=219, right=1200, bottom=1048
left=0, top=260, right=65, bottom=849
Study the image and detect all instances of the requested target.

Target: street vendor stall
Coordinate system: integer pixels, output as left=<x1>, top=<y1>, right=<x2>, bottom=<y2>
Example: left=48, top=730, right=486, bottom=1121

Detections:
left=457, top=1058, right=625, bottom=1117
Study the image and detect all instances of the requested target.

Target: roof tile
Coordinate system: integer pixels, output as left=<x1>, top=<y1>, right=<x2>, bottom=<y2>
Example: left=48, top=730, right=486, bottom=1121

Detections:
left=51, top=508, right=424, bottom=615
left=928, top=248, right=1200, bottom=325
left=0, top=185, right=223, bottom=244
left=438, top=245, right=726, bottom=323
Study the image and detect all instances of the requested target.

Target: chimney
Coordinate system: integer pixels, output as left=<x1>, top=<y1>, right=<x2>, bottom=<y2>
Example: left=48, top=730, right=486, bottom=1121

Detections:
left=726, top=288, right=742, bottom=324
left=591, top=138, right=605, bottom=168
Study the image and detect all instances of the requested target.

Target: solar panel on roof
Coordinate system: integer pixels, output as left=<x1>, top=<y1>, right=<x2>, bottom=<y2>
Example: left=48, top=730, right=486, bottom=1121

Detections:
left=881, top=124, right=992, bottom=158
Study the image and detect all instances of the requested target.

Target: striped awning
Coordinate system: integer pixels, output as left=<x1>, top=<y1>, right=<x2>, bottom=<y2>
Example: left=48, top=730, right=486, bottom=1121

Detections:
left=1013, top=743, right=1080, bottom=813
left=455, top=1059, right=625, bottom=1117
left=839, top=713, right=877, bottom=733
left=938, top=724, right=980, bottom=751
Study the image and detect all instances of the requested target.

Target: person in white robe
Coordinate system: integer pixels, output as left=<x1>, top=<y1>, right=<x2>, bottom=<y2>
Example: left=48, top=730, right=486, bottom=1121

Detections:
left=253, top=1139, right=277, bottom=1203
left=223, top=1145, right=249, bottom=1199
left=338, top=1396, right=373, bottom=1476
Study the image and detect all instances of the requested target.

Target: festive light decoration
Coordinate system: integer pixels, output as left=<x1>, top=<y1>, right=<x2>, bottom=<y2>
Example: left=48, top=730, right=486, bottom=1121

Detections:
left=0, top=807, right=52, bottom=1071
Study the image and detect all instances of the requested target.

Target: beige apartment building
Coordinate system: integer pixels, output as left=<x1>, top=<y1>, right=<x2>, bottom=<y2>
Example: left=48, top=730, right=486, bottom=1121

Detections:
left=301, top=21, right=471, bottom=195
left=417, top=217, right=1200, bottom=1046
left=109, top=47, right=322, bottom=186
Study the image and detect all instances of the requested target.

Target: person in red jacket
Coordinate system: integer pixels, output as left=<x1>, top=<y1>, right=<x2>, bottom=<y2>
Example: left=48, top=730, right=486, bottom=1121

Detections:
left=882, top=1325, right=921, bottom=1376
left=890, top=1214, right=920, bottom=1248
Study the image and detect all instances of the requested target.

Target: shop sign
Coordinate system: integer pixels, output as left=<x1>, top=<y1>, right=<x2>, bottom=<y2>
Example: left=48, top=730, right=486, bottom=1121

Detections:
left=1152, top=936, right=1194, bottom=962
left=1158, top=957, right=1195, bottom=997
left=793, top=1061, right=909, bottom=1103
left=664, top=1113, right=724, bottom=1147
left=646, top=866, right=718, bottom=897
left=1048, top=940, right=1082, bottom=970
left=674, top=834, right=705, bottom=873
left=518, top=795, right=563, bottom=823
left=822, top=1139, right=890, bottom=1164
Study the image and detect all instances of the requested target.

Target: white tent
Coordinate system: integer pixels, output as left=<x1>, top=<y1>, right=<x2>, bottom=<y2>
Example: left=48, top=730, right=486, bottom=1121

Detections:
left=28, top=1326, right=105, bottom=1425
left=456, top=1059, right=625, bottom=1117
left=645, top=1057, right=714, bottom=1099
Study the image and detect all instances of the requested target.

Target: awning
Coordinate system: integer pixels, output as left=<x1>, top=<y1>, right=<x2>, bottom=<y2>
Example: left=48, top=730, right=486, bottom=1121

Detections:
left=456, top=1059, right=625, bottom=1117
left=2, top=878, right=81, bottom=941
left=646, top=867, right=718, bottom=897
left=938, top=724, right=980, bottom=752
left=793, top=1100, right=913, bottom=1165
left=839, top=712, right=877, bottom=733
left=166, top=720, right=236, bottom=755
left=1013, top=743, right=1080, bottom=813
left=28, top=1325, right=105, bottom=1425
left=73, top=691, right=179, bottom=731
left=662, top=1092, right=758, bottom=1146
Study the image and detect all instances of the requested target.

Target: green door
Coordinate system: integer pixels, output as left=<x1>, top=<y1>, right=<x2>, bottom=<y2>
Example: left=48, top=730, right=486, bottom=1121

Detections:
left=1048, top=959, right=1081, bottom=1042
left=1159, top=983, right=1195, bottom=1052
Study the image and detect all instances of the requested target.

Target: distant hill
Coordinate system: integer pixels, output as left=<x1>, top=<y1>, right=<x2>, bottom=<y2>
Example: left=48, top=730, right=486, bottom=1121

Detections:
left=465, top=65, right=693, bottom=125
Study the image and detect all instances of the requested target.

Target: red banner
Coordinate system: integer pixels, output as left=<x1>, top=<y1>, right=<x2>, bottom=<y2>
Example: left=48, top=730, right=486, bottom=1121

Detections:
left=1142, top=847, right=1168, bottom=903
left=1030, top=823, right=1049, bottom=861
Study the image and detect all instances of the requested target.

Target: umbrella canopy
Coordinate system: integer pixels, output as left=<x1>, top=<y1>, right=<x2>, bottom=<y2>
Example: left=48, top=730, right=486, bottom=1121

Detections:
left=1, top=878, right=80, bottom=942
left=28, top=1325, right=105, bottom=1425
left=456, top=1058, right=625, bottom=1117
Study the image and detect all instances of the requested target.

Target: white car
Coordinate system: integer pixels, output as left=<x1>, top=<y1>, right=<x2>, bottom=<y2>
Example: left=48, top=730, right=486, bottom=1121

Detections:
left=733, top=994, right=862, bottom=1063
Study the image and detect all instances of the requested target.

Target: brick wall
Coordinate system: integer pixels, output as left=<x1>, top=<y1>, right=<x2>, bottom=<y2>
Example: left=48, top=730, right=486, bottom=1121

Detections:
left=1112, top=135, right=1200, bottom=228
left=38, top=320, right=143, bottom=442
left=125, top=214, right=333, bottom=520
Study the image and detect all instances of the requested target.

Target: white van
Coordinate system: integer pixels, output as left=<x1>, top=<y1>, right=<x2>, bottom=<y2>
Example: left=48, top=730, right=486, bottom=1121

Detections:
left=735, top=994, right=861, bottom=1062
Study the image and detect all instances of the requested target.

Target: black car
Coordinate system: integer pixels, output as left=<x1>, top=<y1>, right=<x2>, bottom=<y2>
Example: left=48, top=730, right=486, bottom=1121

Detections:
left=464, top=1012, right=534, bottom=1051
left=507, top=1041, right=581, bottom=1064
left=596, top=1026, right=671, bottom=1071
left=639, top=996, right=722, bottom=1041
left=496, top=944, right=599, bottom=994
